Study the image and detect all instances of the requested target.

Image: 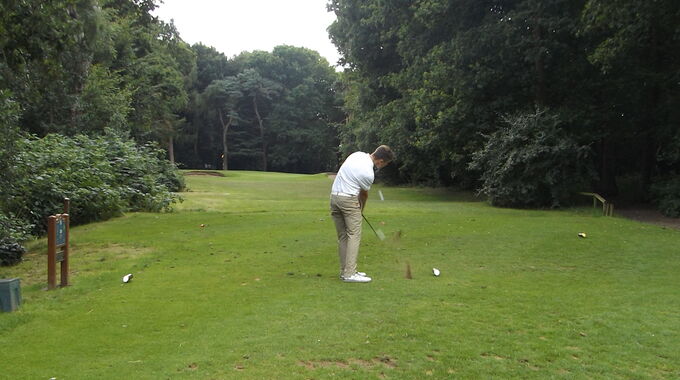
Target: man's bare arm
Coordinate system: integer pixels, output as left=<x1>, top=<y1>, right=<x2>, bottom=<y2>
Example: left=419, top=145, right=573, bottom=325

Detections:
left=359, top=189, right=368, bottom=211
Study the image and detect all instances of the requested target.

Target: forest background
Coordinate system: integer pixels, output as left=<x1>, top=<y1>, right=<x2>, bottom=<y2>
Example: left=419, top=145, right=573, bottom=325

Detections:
left=1, top=0, right=679, bottom=257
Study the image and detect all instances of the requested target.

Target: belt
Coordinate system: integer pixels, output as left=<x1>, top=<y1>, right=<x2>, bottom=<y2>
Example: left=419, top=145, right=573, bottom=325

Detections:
left=331, top=192, right=357, bottom=197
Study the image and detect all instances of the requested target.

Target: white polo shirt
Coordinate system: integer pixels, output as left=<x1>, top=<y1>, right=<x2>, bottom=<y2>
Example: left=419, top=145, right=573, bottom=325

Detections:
left=331, top=152, right=374, bottom=196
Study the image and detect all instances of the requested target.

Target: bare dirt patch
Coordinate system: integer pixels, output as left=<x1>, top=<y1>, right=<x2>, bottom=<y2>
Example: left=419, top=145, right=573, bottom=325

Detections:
left=616, top=207, right=680, bottom=230
left=298, top=356, right=397, bottom=371
left=184, top=171, right=225, bottom=177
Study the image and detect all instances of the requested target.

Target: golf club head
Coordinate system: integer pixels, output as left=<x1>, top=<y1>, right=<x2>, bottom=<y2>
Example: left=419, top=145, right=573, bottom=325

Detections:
left=362, top=214, right=385, bottom=241
left=376, top=229, right=386, bottom=241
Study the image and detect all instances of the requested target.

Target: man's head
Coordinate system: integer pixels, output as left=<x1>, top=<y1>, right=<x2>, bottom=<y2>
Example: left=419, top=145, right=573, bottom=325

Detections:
left=371, top=145, right=395, bottom=169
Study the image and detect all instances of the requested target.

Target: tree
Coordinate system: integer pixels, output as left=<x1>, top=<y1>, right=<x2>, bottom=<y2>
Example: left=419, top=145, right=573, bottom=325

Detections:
left=0, top=0, right=101, bottom=136
left=200, top=78, right=243, bottom=170
left=580, top=0, right=680, bottom=193
left=0, top=91, right=22, bottom=208
left=239, top=46, right=343, bottom=173
left=238, top=68, right=281, bottom=171
left=183, top=46, right=342, bottom=173
left=470, top=109, right=594, bottom=208
left=79, top=64, right=132, bottom=134
left=126, top=50, right=188, bottom=162
left=330, top=0, right=596, bottom=186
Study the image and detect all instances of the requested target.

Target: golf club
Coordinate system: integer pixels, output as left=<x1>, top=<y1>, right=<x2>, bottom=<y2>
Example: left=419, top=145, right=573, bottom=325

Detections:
left=362, top=214, right=385, bottom=240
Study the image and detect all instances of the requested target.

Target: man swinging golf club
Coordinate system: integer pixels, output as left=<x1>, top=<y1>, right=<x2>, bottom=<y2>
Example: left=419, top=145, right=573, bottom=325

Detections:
left=330, top=145, right=395, bottom=283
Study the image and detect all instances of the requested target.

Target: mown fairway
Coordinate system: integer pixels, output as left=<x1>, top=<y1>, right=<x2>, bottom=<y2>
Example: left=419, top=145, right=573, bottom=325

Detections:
left=1, top=171, right=679, bottom=379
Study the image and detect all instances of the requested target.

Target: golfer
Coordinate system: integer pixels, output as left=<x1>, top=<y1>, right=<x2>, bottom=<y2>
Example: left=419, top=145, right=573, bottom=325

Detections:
left=330, top=145, right=395, bottom=283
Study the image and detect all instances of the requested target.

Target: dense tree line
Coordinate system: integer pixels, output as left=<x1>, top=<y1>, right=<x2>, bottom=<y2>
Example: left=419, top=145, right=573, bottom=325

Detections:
left=329, top=0, right=680, bottom=213
left=0, top=0, right=343, bottom=262
left=2, top=0, right=679, bottom=259
left=180, top=45, right=343, bottom=173
left=0, top=0, right=342, bottom=173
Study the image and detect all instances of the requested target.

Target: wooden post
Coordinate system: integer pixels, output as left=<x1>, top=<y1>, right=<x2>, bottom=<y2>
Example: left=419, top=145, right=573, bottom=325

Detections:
left=47, top=216, right=57, bottom=290
left=61, top=214, right=70, bottom=287
left=47, top=200, right=70, bottom=290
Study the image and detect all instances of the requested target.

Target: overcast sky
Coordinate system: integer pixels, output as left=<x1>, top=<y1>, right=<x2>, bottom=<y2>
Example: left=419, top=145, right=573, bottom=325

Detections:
left=153, top=0, right=341, bottom=67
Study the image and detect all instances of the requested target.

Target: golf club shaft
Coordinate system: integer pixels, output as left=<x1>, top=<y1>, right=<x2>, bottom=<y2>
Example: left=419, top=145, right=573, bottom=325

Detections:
left=362, top=213, right=380, bottom=238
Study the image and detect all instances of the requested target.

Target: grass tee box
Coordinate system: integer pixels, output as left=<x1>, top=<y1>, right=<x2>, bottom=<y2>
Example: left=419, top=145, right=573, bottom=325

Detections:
left=0, top=171, right=679, bottom=379
left=0, top=278, right=21, bottom=312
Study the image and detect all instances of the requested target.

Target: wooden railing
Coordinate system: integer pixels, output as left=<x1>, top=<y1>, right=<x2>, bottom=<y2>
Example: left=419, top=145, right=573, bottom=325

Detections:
left=579, top=192, right=613, bottom=216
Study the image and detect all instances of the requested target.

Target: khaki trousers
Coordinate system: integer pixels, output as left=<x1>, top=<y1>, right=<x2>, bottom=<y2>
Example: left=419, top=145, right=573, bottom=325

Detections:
left=330, top=194, right=363, bottom=277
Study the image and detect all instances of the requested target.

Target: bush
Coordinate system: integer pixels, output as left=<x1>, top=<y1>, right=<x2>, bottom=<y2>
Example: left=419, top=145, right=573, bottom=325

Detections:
left=651, top=175, right=680, bottom=218
left=0, top=243, right=26, bottom=267
left=469, top=109, right=594, bottom=208
left=8, top=134, right=125, bottom=234
left=0, top=91, right=30, bottom=263
left=4, top=132, right=183, bottom=235
left=0, top=213, right=31, bottom=266
left=102, top=131, right=184, bottom=212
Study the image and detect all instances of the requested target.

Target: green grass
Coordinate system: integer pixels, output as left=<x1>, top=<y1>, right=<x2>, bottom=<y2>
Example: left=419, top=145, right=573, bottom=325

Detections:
left=1, top=171, right=679, bottom=379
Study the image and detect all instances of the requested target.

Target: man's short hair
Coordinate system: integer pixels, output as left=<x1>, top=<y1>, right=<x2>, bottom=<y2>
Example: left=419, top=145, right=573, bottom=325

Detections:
left=373, top=145, right=395, bottom=163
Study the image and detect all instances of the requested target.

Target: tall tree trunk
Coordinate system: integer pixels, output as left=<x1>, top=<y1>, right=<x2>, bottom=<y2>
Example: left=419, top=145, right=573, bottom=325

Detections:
left=168, top=135, right=175, bottom=165
left=253, top=95, right=267, bottom=171
left=218, top=109, right=230, bottom=170
left=70, top=52, right=91, bottom=132
left=193, top=131, right=199, bottom=166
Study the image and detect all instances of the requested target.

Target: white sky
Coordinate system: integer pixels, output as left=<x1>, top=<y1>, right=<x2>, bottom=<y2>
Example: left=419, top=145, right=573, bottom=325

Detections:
left=153, top=0, right=342, bottom=67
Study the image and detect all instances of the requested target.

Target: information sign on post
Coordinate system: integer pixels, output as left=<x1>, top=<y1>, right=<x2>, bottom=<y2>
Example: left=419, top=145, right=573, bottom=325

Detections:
left=47, top=199, right=70, bottom=290
left=56, top=218, right=66, bottom=246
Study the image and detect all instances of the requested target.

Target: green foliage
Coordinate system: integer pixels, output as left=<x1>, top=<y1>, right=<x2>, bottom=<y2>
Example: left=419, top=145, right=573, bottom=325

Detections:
left=0, top=91, right=29, bottom=265
left=79, top=64, right=132, bottom=133
left=0, top=0, right=196, bottom=158
left=470, top=109, right=594, bottom=208
left=651, top=176, right=680, bottom=218
left=0, top=212, right=31, bottom=266
left=11, top=134, right=125, bottom=232
left=580, top=0, right=680, bottom=192
left=330, top=0, right=679, bottom=205
left=262, top=47, right=342, bottom=173
left=0, top=90, right=21, bottom=195
left=0, top=0, right=102, bottom=135
left=126, top=50, right=189, bottom=139
left=191, top=46, right=342, bottom=173
left=104, top=131, right=185, bottom=211
left=5, top=133, right=183, bottom=236
left=332, top=0, right=597, bottom=186
left=191, top=44, right=238, bottom=92
left=8, top=0, right=678, bottom=214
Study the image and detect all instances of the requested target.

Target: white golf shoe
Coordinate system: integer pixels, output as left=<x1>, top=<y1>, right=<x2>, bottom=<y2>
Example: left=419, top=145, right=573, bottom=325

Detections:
left=342, top=272, right=372, bottom=283
left=340, top=271, right=366, bottom=280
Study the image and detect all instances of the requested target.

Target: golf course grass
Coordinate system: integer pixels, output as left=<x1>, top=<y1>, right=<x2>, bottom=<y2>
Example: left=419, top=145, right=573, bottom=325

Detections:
left=1, top=171, right=679, bottom=379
